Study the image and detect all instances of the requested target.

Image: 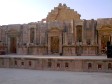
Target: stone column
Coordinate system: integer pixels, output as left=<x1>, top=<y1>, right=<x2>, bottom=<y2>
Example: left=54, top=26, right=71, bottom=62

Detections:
left=82, top=25, right=84, bottom=44
left=5, top=30, right=8, bottom=54
left=83, top=20, right=87, bottom=45
left=8, top=37, right=10, bottom=54
left=72, top=34, right=75, bottom=45
left=64, top=32, right=67, bottom=45
left=45, top=32, right=48, bottom=45
left=28, top=28, right=30, bottom=43
left=71, top=20, right=75, bottom=55
left=91, top=27, right=95, bottom=45
left=59, top=32, right=62, bottom=54
left=34, top=28, right=36, bottom=44
left=62, top=32, right=65, bottom=45
left=98, top=34, right=102, bottom=55
left=38, top=27, right=41, bottom=45
left=74, top=26, right=76, bottom=44
left=48, top=35, right=51, bottom=54
left=74, top=25, right=77, bottom=55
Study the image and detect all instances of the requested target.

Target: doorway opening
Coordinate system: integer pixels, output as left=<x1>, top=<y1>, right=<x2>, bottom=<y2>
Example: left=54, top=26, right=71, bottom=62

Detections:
left=51, top=36, right=59, bottom=54
left=10, top=37, right=17, bottom=53
left=101, top=35, right=111, bottom=54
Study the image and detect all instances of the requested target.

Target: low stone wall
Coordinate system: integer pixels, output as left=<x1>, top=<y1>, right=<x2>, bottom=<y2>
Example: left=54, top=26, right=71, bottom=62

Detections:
left=0, top=56, right=112, bottom=72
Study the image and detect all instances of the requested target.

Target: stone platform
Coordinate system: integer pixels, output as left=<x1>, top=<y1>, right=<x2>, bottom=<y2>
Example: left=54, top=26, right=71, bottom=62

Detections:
left=0, top=55, right=109, bottom=59
left=0, top=55, right=112, bottom=72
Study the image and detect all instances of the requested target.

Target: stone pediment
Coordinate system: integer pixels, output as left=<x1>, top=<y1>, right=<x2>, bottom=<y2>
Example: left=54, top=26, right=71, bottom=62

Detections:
left=48, top=27, right=62, bottom=37
left=46, top=3, right=81, bottom=22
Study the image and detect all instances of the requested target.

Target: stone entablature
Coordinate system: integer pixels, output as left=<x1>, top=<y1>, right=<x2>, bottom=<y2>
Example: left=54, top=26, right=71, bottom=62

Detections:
left=0, top=55, right=112, bottom=72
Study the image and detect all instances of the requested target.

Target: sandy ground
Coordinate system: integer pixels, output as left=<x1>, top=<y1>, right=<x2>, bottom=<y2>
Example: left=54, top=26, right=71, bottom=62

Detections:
left=0, top=68, right=112, bottom=84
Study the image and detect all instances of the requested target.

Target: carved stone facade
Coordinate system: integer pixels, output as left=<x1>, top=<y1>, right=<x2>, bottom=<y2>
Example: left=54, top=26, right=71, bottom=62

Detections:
left=0, top=3, right=112, bottom=56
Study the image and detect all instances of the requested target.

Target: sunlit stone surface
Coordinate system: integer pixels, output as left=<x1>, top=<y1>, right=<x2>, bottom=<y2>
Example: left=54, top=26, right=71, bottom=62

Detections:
left=0, top=68, right=112, bottom=84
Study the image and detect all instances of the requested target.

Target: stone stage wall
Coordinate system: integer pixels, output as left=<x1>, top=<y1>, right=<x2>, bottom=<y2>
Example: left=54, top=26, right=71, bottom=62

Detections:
left=0, top=55, right=112, bottom=72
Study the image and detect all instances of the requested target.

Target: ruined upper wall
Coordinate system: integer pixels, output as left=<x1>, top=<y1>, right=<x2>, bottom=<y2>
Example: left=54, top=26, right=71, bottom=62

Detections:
left=97, top=18, right=112, bottom=30
left=46, top=3, right=81, bottom=22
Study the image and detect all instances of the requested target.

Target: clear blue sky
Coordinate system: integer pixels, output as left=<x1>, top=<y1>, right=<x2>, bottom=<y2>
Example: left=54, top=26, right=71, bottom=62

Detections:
left=0, top=0, right=112, bottom=25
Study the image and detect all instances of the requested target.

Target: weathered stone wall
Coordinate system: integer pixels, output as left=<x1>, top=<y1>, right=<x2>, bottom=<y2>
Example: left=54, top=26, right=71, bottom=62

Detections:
left=46, top=3, right=80, bottom=22
left=0, top=4, right=112, bottom=56
left=97, top=18, right=112, bottom=28
left=0, top=18, right=111, bottom=55
left=0, top=56, right=112, bottom=72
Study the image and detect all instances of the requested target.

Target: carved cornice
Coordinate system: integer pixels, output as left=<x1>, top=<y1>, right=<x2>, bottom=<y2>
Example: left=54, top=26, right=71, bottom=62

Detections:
left=97, top=25, right=112, bottom=36
left=97, top=25, right=112, bottom=31
left=48, top=27, right=62, bottom=32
